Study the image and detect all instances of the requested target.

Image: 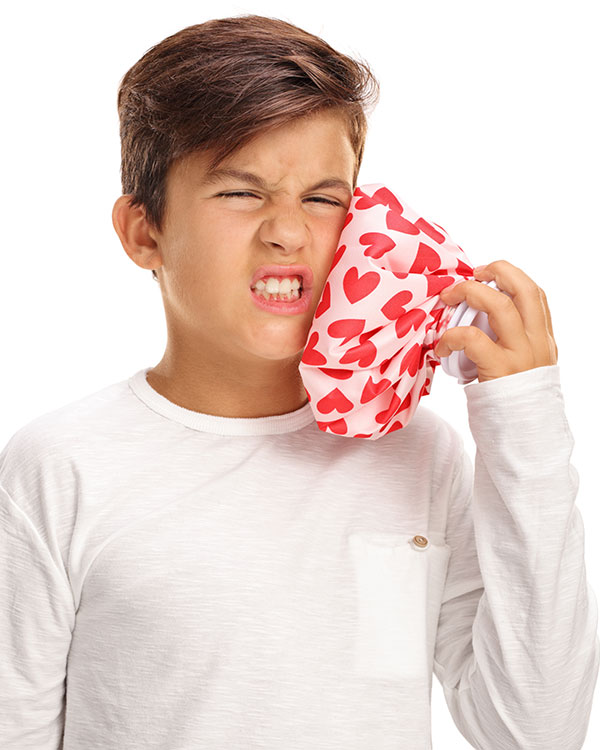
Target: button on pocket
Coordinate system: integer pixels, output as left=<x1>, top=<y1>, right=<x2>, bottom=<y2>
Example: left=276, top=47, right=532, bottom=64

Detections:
left=412, top=535, right=429, bottom=549
left=348, top=531, right=450, bottom=682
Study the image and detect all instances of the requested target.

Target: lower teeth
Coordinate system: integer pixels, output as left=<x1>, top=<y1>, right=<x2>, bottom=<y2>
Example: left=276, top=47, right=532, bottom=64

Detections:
left=255, top=289, right=301, bottom=302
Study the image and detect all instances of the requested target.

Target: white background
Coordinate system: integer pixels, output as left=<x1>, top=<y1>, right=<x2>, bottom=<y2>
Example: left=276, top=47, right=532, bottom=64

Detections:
left=1, top=0, right=598, bottom=746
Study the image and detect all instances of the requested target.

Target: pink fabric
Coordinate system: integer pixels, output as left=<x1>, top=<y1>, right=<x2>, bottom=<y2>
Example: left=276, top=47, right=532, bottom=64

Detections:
left=298, top=183, right=477, bottom=440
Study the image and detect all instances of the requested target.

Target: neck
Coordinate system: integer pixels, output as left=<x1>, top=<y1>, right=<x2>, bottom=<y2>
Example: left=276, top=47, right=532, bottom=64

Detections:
left=146, top=351, right=309, bottom=419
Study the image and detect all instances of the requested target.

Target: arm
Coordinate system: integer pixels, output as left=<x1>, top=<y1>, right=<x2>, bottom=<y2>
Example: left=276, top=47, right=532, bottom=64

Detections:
left=433, top=364, right=600, bottom=749
left=0, top=484, right=74, bottom=749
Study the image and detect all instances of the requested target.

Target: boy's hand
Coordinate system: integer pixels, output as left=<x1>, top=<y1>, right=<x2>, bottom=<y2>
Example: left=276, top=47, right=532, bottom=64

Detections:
left=433, top=260, right=559, bottom=383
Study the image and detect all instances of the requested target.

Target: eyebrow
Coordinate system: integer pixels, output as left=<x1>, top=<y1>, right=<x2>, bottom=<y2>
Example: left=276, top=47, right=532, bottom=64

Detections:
left=202, top=168, right=353, bottom=196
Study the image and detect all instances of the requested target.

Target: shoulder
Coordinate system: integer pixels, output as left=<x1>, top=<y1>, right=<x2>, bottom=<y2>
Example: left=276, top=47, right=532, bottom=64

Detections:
left=311, top=402, right=465, bottom=485
left=0, top=375, right=134, bottom=500
left=383, top=402, right=464, bottom=463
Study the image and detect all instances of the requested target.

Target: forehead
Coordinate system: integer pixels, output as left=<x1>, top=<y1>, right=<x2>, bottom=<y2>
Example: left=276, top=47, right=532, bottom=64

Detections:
left=175, top=111, right=355, bottom=187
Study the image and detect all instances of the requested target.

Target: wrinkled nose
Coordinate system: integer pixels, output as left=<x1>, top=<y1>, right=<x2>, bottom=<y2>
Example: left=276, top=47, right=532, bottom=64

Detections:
left=258, top=205, right=310, bottom=254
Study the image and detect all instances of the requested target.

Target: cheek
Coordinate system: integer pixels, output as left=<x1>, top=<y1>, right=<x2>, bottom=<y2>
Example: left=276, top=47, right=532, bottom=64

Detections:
left=173, top=220, right=229, bottom=275
left=320, top=217, right=347, bottom=262
left=311, top=227, right=344, bottom=294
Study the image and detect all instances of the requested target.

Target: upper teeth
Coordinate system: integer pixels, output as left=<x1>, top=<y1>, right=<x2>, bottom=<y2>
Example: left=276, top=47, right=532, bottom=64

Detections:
left=253, top=276, right=302, bottom=293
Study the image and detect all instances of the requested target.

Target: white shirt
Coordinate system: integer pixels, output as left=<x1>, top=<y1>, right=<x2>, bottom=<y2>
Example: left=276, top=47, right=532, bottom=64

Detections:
left=0, top=363, right=598, bottom=749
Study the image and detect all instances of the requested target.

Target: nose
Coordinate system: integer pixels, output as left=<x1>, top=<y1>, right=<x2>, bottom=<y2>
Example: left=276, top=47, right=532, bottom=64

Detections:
left=258, top=200, right=311, bottom=254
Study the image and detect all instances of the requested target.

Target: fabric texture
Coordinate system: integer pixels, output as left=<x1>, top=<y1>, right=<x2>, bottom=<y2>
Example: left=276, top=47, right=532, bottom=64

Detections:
left=298, top=184, right=510, bottom=439
left=0, top=364, right=598, bottom=749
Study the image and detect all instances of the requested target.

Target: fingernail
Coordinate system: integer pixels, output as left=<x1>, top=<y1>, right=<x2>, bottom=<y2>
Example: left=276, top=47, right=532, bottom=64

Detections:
left=473, top=265, right=487, bottom=274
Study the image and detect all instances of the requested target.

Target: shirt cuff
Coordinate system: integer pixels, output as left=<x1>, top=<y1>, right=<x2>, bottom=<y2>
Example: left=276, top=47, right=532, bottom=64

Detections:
left=463, top=364, right=572, bottom=469
left=464, top=363, right=561, bottom=407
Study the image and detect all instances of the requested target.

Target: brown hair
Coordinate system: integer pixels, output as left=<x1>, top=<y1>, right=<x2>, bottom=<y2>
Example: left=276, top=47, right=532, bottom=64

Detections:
left=116, top=14, right=380, bottom=279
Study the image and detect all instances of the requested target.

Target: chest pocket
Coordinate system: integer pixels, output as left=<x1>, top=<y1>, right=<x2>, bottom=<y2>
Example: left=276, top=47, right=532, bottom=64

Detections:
left=348, top=530, right=451, bottom=682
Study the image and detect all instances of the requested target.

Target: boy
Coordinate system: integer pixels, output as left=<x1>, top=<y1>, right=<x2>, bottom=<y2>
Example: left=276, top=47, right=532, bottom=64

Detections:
left=1, top=14, right=598, bottom=749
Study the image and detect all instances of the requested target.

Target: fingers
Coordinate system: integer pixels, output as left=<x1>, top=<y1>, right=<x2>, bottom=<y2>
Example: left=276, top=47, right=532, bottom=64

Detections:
left=435, top=323, right=508, bottom=376
left=474, top=261, right=557, bottom=365
left=439, top=276, right=530, bottom=354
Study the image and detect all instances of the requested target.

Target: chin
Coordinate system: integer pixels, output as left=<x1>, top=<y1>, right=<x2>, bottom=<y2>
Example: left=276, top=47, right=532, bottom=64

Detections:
left=263, top=350, right=304, bottom=362
left=254, top=343, right=305, bottom=362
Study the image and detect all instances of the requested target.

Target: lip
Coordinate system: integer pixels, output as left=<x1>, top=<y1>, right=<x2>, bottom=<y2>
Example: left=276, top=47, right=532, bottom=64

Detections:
left=250, top=264, right=314, bottom=290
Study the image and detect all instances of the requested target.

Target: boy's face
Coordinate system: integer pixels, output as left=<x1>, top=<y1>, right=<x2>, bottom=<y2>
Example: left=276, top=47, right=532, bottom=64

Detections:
left=149, top=109, right=356, bottom=368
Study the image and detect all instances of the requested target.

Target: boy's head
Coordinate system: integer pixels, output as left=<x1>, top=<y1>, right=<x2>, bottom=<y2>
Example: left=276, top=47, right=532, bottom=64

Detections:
left=114, top=14, right=379, bottom=278
left=111, top=15, right=380, bottom=405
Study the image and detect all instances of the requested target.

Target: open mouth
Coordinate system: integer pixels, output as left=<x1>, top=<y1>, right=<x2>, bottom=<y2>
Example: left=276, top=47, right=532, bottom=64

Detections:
left=250, top=275, right=304, bottom=302
left=251, top=288, right=303, bottom=302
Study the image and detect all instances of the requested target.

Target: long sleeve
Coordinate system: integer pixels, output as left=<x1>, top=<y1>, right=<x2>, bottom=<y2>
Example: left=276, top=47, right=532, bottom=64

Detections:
left=0, top=483, right=75, bottom=749
left=433, top=364, right=600, bottom=749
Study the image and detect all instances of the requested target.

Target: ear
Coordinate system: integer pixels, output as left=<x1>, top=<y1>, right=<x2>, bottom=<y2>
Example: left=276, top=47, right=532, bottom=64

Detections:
left=111, top=195, right=162, bottom=273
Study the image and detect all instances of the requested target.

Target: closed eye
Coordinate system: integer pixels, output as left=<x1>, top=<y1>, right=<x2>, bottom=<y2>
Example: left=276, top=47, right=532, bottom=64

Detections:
left=217, top=191, right=342, bottom=206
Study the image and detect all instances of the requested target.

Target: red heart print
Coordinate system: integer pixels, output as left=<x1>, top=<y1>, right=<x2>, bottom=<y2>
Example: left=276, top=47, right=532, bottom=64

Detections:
left=315, top=281, right=331, bottom=318
left=302, top=331, right=327, bottom=365
left=360, top=231, right=396, bottom=259
left=328, top=318, right=365, bottom=346
left=379, top=356, right=393, bottom=375
left=318, top=367, right=353, bottom=381
left=375, top=390, right=401, bottom=424
left=427, top=307, right=444, bottom=331
left=414, top=218, right=444, bottom=244
left=354, top=188, right=377, bottom=210
left=330, top=243, right=348, bottom=273
left=427, top=274, right=454, bottom=297
left=419, top=377, right=431, bottom=399
left=399, top=343, right=421, bottom=377
left=299, top=184, right=481, bottom=438
left=373, top=186, right=405, bottom=213
left=375, top=389, right=411, bottom=425
left=317, top=387, right=354, bottom=415
left=360, top=376, right=392, bottom=404
left=395, top=308, right=427, bottom=339
left=343, top=267, right=380, bottom=304
left=318, top=417, right=348, bottom=435
left=455, top=258, right=473, bottom=277
left=339, top=336, right=377, bottom=368
left=409, top=242, right=442, bottom=273
left=386, top=210, right=419, bottom=235
left=355, top=186, right=422, bottom=243
left=355, top=186, right=404, bottom=213
left=381, top=289, right=413, bottom=321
